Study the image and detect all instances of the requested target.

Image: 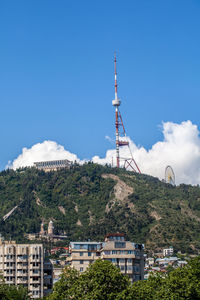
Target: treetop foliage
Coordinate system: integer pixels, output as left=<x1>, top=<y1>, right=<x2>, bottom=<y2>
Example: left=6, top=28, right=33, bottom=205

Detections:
left=48, top=256, right=200, bottom=300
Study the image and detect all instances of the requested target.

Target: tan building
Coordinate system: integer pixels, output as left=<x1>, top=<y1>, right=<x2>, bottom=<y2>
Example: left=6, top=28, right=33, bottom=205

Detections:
left=101, top=234, right=144, bottom=282
left=0, top=237, right=44, bottom=299
left=67, top=234, right=144, bottom=282
left=67, top=242, right=101, bottom=273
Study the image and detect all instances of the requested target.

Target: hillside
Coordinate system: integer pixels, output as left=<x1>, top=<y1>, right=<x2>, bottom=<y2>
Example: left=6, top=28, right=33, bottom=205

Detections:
left=0, top=163, right=200, bottom=253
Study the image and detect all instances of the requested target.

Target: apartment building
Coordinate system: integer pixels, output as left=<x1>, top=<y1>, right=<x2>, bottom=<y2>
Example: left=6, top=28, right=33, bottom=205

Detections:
left=0, top=237, right=44, bottom=299
left=67, top=241, right=101, bottom=272
left=101, top=234, right=144, bottom=282
left=67, top=234, right=144, bottom=282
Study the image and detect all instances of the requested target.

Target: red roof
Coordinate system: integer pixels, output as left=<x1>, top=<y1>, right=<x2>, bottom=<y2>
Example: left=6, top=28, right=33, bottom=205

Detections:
left=105, top=233, right=125, bottom=238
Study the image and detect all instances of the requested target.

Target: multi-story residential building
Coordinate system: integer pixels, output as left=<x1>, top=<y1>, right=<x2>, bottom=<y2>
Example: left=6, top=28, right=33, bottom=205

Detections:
left=67, top=242, right=102, bottom=272
left=67, top=234, right=144, bottom=282
left=101, top=234, right=144, bottom=282
left=0, top=237, right=44, bottom=299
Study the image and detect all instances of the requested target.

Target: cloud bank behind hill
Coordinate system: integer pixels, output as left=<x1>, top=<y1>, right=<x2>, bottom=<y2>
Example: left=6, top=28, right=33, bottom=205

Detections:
left=7, top=120, right=200, bottom=185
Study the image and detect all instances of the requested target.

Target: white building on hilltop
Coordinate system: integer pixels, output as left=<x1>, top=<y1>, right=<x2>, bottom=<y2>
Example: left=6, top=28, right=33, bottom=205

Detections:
left=34, top=159, right=71, bottom=172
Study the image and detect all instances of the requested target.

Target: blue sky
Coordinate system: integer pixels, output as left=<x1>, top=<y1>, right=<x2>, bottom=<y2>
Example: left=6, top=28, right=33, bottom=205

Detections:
left=1, top=0, right=200, bottom=171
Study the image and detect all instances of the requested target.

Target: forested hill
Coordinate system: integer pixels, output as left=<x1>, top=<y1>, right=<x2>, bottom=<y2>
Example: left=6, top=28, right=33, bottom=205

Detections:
left=0, top=163, right=200, bottom=253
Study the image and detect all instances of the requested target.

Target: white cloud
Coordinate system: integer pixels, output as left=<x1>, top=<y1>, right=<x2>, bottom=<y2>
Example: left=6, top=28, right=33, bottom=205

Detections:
left=92, top=120, right=200, bottom=185
left=7, top=141, right=80, bottom=170
left=7, top=120, right=200, bottom=185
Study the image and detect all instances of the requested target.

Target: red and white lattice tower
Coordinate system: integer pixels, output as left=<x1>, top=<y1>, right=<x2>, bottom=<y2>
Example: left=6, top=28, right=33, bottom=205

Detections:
left=112, top=54, right=141, bottom=173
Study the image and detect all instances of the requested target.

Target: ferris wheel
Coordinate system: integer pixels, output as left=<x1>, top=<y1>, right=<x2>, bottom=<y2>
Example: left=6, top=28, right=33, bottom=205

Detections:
left=165, top=166, right=175, bottom=185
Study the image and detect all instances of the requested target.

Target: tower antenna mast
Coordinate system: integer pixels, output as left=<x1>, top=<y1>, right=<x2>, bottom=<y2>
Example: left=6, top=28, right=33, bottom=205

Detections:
left=112, top=54, right=141, bottom=173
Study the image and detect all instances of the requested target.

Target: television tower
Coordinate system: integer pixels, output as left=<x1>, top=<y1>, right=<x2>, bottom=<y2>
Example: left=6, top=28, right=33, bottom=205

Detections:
left=112, top=54, right=141, bottom=173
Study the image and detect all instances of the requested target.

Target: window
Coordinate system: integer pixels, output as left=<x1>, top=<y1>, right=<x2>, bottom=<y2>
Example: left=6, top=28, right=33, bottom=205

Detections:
left=80, top=252, right=83, bottom=256
left=33, top=291, right=39, bottom=295
left=127, top=258, right=132, bottom=263
left=88, top=245, right=97, bottom=251
left=134, top=259, right=140, bottom=264
left=80, top=267, right=83, bottom=272
left=104, top=251, right=110, bottom=255
left=112, top=250, right=117, bottom=254
left=80, top=260, right=84, bottom=264
left=133, top=265, right=140, bottom=272
left=23, top=263, right=28, bottom=266
left=32, top=277, right=39, bottom=281
left=115, top=242, right=126, bottom=248
left=22, top=277, right=28, bottom=281
left=88, top=252, right=91, bottom=256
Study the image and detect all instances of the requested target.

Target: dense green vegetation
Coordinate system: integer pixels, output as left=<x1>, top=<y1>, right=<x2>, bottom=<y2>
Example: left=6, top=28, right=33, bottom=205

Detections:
left=0, top=163, right=200, bottom=252
left=47, top=260, right=130, bottom=300
left=0, top=282, right=29, bottom=299
left=47, top=257, right=200, bottom=299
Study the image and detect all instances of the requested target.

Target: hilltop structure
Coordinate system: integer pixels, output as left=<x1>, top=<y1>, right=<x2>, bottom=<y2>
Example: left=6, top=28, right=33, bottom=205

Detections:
left=34, top=159, right=71, bottom=172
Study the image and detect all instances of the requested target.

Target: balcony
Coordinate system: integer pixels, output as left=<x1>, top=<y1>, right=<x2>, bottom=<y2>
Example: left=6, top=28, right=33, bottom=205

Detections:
left=5, top=265, right=15, bottom=269
left=17, top=279, right=28, bottom=284
left=30, top=264, right=40, bottom=269
left=30, top=271, right=40, bottom=277
left=5, top=279, right=15, bottom=284
left=30, top=278, right=41, bottom=284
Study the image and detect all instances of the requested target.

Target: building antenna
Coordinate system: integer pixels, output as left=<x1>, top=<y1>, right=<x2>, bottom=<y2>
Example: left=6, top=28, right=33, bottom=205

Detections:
left=112, top=53, right=141, bottom=173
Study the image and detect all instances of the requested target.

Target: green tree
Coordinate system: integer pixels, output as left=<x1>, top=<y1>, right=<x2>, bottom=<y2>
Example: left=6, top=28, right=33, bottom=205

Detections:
left=73, top=259, right=130, bottom=300
left=0, top=284, right=29, bottom=300
left=124, top=256, right=200, bottom=300
left=47, top=266, right=79, bottom=299
left=48, top=259, right=130, bottom=300
left=156, top=256, right=200, bottom=299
